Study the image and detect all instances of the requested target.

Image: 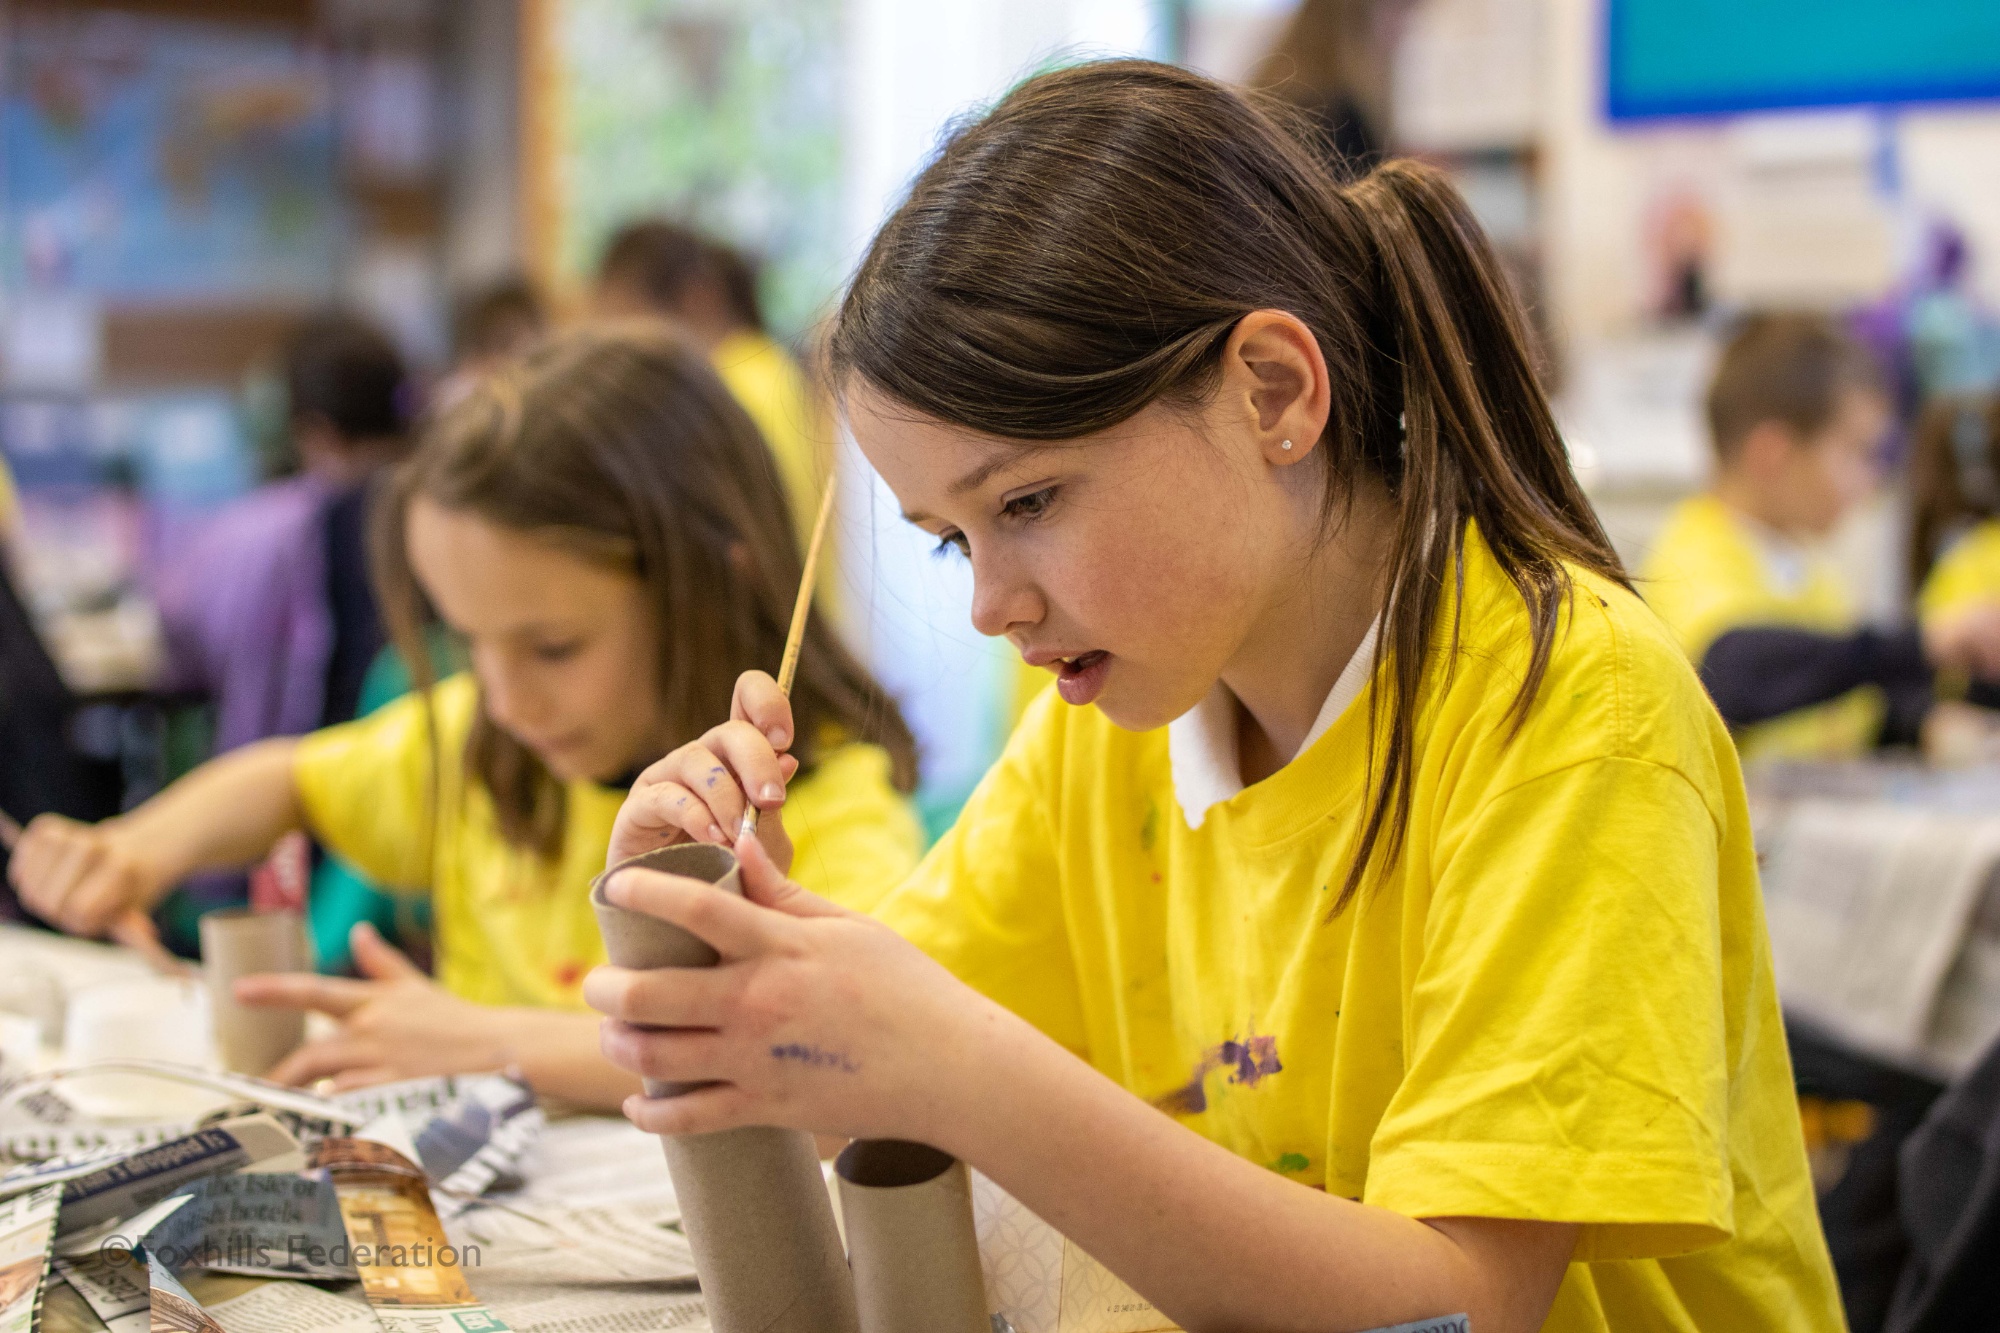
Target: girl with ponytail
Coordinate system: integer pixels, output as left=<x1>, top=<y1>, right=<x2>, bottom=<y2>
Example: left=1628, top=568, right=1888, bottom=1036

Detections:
left=590, top=62, right=1840, bottom=1333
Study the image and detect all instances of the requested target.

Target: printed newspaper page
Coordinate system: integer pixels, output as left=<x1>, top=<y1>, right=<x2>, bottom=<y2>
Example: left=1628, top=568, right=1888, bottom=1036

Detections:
left=1761, top=799, right=2000, bottom=1072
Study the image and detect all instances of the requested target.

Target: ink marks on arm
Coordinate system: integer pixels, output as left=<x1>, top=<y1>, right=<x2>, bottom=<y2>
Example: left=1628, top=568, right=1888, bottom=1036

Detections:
left=769, top=1042, right=860, bottom=1073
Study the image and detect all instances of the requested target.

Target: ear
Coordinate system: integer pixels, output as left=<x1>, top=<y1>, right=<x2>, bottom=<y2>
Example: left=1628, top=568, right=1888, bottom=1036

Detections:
left=1216, top=311, right=1332, bottom=469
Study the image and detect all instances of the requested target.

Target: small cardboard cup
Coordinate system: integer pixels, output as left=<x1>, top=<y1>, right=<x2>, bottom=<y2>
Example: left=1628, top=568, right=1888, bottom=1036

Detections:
left=592, top=843, right=859, bottom=1333
left=199, top=907, right=309, bottom=1076
left=836, top=1139, right=989, bottom=1333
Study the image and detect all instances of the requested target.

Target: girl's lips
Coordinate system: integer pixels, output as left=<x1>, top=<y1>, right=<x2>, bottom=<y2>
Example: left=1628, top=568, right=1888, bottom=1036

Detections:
left=1054, top=650, right=1111, bottom=707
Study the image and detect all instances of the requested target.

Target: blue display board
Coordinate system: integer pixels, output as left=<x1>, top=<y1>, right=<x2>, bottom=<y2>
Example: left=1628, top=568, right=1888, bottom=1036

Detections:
left=1606, top=0, right=2000, bottom=121
left=1, top=10, right=342, bottom=299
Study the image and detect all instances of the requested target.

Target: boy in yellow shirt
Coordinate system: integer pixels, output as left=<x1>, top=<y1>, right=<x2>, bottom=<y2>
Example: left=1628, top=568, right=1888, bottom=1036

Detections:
left=1642, top=314, right=1983, bottom=760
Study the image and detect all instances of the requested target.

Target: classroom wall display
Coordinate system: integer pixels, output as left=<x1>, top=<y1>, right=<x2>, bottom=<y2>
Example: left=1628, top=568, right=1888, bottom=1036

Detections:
left=1606, top=0, right=2000, bottom=121
left=0, top=8, right=344, bottom=302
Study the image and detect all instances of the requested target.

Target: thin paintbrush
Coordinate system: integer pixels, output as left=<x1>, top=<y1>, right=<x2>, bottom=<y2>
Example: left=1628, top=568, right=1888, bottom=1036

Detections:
left=739, top=473, right=839, bottom=841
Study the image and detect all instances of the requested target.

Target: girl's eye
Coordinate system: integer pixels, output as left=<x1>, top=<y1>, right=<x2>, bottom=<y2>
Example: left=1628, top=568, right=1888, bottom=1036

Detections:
left=1002, top=486, right=1058, bottom=522
left=532, top=640, right=583, bottom=663
left=931, top=531, right=969, bottom=561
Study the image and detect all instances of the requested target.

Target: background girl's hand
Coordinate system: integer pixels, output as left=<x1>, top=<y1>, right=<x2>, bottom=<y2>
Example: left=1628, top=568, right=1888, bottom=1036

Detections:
left=585, top=834, right=1014, bottom=1150
left=239, top=922, right=506, bottom=1091
left=607, top=670, right=801, bottom=872
left=7, top=814, right=169, bottom=941
left=1924, top=604, right=2000, bottom=679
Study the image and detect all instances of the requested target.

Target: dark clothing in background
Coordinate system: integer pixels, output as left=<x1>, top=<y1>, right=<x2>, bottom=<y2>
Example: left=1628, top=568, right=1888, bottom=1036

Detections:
left=320, top=480, right=382, bottom=728
left=1791, top=1025, right=1946, bottom=1333
left=1883, top=1028, right=2000, bottom=1332
left=1305, top=93, right=1382, bottom=182
left=0, top=561, right=120, bottom=914
left=1699, top=625, right=1936, bottom=748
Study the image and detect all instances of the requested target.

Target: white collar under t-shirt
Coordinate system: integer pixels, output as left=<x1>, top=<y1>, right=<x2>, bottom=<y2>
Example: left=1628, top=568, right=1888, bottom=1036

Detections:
left=1167, top=619, right=1380, bottom=830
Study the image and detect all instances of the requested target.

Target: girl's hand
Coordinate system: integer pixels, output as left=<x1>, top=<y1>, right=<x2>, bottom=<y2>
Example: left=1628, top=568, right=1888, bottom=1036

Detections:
left=585, top=834, right=1017, bottom=1149
left=8, top=815, right=175, bottom=959
left=239, top=923, right=506, bottom=1092
left=608, top=670, right=801, bottom=873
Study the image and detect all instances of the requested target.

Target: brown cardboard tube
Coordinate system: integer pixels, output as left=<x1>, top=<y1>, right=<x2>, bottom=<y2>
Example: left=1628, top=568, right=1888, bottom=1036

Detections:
left=198, top=908, right=308, bottom=1076
left=835, top=1140, right=988, bottom=1333
left=593, top=843, right=859, bottom=1333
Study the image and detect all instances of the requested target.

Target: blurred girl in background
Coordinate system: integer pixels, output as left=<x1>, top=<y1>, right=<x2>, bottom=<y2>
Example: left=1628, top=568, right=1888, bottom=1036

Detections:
left=9, top=324, right=921, bottom=1106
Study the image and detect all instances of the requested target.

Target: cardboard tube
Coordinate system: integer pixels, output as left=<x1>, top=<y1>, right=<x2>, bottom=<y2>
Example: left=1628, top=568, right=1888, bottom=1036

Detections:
left=198, top=908, right=308, bottom=1076
left=593, top=844, right=859, bottom=1333
left=835, top=1140, right=988, bottom=1333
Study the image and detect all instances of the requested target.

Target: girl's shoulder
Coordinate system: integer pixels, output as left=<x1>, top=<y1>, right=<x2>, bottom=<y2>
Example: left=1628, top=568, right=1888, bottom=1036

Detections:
left=1439, top=535, right=1735, bottom=820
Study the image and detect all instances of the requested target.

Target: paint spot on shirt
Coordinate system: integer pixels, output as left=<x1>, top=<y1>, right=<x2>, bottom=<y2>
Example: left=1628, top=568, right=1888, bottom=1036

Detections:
left=553, top=960, right=584, bottom=989
left=1150, top=1028, right=1284, bottom=1116
left=1273, top=1152, right=1310, bottom=1174
left=1139, top=799, right=1160, bottom=853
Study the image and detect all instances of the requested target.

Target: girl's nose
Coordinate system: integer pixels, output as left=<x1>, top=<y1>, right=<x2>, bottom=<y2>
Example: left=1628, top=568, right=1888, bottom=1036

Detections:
left=969, top=560, right=1044, bottom=640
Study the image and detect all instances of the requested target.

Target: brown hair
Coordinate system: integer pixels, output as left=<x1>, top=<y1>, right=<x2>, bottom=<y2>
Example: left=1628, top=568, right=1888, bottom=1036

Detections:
left=373, top=322, right=916, bottom=856
left=828, top=60, right=1621, bottom=911
left=1910, top=394, right=2000, bottom=585
left=1706, top=313, right=1884, bottom=462
left=598, top=220, right=766, bottom=334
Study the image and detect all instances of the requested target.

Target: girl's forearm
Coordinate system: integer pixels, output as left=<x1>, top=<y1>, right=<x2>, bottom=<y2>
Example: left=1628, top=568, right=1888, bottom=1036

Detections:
left=488, top=1008, right=640, bottom=1111
left=116, top=738, right=307, bottom=897
left=941, top=1011, right=1547, bottom=1333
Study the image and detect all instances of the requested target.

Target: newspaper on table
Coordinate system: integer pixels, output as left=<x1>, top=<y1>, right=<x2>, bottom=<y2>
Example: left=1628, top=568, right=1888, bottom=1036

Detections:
left=0, top=1185, right=61, bottom=1333
left=1760, top=798, right=2000, bottom=1075
left=52, top=1114, right=298, bottom=1239
left=973, top=1170, right=1170, bottom=1333
left=203, top=1279, right=379, bottom=1332
left=315, top=1116, right=513, bottom=1333
left=143, top=1247, right=226, bottom=1332
left=0, top=1061, right=358, bottom=1172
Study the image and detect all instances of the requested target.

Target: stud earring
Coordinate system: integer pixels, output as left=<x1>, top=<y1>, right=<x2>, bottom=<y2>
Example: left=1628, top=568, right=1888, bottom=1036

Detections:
left=1281, top=439, right=1294, bottom=451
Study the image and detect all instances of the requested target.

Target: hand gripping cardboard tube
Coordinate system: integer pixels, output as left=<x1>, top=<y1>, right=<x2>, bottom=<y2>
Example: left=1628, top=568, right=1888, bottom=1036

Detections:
left=835, top=1138, right=988, bottom=1333
left=199, top=907, right=309, bottom=1076
left=592, top=842, right=860, bottom=1333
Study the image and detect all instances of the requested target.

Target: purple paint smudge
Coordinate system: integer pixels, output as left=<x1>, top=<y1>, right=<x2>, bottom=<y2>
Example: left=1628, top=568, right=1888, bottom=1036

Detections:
left=1151, top=1029, right=1283, bottom=1116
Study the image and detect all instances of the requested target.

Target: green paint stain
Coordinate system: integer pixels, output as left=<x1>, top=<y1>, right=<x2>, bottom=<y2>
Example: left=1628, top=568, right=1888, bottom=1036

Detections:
left=1274, top=1152, right=1310, bottom=1174
left=1140, top=800, right=1160, bottom=853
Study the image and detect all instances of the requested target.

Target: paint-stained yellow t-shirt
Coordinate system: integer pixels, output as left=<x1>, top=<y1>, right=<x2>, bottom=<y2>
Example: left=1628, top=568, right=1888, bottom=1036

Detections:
left=295, top=672, right=922, bottom=1008
left=876, top=531, right=1841, bottom=1333
left=1640, top=493, right=1879, bottom=759
left=1920, top=518, right=2000, bottom=625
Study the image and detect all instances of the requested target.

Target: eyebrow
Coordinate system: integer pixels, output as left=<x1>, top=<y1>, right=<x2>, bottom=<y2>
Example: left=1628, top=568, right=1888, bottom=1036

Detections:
left=900, top=450, right=1044, bottom=525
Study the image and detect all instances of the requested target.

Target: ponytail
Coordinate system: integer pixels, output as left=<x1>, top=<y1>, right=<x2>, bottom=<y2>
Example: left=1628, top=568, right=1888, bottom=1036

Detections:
left=1333, top=163, right=1621, bottom=910
left=831, top=60, right=1623, bottom=910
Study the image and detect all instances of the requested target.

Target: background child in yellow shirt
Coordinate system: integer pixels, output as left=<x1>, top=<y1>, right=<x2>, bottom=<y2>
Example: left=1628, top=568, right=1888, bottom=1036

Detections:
left=1912, top=394, right=2000, bottom=681
left=7, top=324, right=922, bottom=1108
left=1642, top=314, right=2000, bottom=760
left=587, top=62, right=1841, bottom=1333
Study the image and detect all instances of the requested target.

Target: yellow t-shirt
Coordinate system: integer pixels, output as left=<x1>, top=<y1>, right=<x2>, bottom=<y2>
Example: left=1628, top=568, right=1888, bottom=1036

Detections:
left=295, top=673, right=922, bottom=1008
left=0, top=453, right=18, bottom=539
left=1919, top=518, right=2000, bottom=625
left=876, top=532, right=1841, bottom=1333
left=1640, top=493, right=1880, bottom=760
left=712, top=329, right=831, bottom=565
